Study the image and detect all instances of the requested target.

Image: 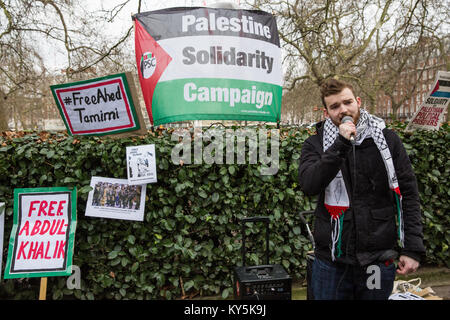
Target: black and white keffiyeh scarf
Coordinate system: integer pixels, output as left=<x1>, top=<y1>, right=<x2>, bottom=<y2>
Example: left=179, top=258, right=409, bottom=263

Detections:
left=323, top=109, right=404, bottom=261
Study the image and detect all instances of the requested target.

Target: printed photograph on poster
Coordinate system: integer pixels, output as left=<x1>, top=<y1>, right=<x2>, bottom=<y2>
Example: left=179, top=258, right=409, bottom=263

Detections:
left=0, top=202, right=4, bottom=279
left=126, top=144, right=157, bottom=185
left=85, top=176, right=146, bottom=221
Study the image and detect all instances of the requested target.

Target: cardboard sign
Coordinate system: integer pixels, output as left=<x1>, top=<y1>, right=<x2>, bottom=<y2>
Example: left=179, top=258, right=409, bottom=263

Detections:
left=133, top=7, right=282, bottom=125
left=3, top=188, right=77, bottom=279
left=51, top=72, right=147, bottom=137
left=85, top=177, right=147, bottom=221
left=126, top=144, right=158, bottom=185
left=406, top=71, right=450, bottom=131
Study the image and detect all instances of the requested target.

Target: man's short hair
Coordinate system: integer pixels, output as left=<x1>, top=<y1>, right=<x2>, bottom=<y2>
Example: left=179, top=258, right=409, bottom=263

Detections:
left=320, top=79, right=356, bottom=108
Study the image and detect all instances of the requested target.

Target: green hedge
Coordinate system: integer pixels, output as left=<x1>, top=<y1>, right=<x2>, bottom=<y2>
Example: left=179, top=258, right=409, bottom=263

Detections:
left=0, top=123, right=448, bottom=300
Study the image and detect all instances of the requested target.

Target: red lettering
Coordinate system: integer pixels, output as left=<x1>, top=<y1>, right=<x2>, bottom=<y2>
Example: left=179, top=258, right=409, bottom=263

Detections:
left=39, top=220, right=51, bottom=235
left=19, top=221, right=30, bottom=236
left=35, top=241, right=45, bottom=259
left=44, top=241, right=52, bottom=259
left=57, top=219, right=67, bottom=235
left=17, top=241, right=54, bottom=260
left=53, top=240, right=66, bottom=259
left=49, top=219, right=60, bottom=235
left=38, top=200, right=48, bottom=216
left=30, top=221, right=42, bottom=236
left=48, top=201, right=57, bottom=216
left=17, top=241, right=29, bottom=259
left=53, top=241, right=58, bottom=258
left=57, top=200, right=66, bottom=216
left=28, top=201, right=40, bottom=217
left=27, top=241, right=38, bottom=259
left=57, top=240, right=66, bottom=259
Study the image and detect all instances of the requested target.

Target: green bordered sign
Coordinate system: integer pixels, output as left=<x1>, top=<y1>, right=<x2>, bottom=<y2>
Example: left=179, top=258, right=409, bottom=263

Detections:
left=4, top=187, right=77, bottom=279
left=50, top=73, right=141, bottom=136
left=133, top=7, right=283, bottom=125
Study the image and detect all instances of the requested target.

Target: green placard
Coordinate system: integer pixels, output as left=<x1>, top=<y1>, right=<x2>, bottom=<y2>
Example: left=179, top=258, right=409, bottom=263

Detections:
left=50, top=73, right=142, bottom=136
left=4, top=187, right=77, bottom=279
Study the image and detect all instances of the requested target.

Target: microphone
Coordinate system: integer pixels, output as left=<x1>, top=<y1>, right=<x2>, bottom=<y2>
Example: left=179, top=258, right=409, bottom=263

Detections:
left=341, top=115, right=355, bottom=144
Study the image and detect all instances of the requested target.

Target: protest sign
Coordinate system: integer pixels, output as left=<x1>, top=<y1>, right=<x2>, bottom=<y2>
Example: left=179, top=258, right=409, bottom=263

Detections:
left=133, top=7, right=282, bottom=125
left=406, top=71, right=450, bottom=131
left=0, top=203, right=4, bottom=279
left=126, top=144, right=157, bottom=185
left=85, top=177, right=147, bottom=221
left=50, top=72, right=147, bottom=137
left=3, top=187, right=77, bottom=279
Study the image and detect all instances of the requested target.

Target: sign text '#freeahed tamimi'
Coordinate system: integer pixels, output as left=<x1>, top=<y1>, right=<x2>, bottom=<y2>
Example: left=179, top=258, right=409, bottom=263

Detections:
left=133, top=7, right=282, bottom=125
left=50, top=72, right=145, bottom=136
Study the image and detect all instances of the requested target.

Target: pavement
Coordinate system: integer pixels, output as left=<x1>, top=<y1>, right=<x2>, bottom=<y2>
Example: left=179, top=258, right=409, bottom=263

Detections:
left=292, top=265, right=450, bottom=300
left=395, top=265, right=450, bottom=300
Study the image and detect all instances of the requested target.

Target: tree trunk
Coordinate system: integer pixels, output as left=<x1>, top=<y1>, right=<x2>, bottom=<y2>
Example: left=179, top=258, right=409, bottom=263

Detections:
left=0, top=91, right=10, bottom=131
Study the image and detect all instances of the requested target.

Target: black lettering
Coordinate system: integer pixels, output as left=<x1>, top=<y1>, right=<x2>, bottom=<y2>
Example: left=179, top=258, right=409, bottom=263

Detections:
left=224, top=47, right=236, bottom=65
left=197, top=50, right=209, bottom=64
left=72, top=92, right=82, bottom=105
left=247, top=53, right=255, bottom=67
left=74, top=108, right=85, bottom=123
left=96, top=88, right=107, bottom=103
left=90, top=114, right=100, bottom=122
left=103, top=111, right=117, bottom=121
left=182, top=47, right=196, bottom=65
left=115, top=86, right=122, bottom=100
left=181, top=45, right=273, bottom=72
left=236, top=51, right=247, bottom=66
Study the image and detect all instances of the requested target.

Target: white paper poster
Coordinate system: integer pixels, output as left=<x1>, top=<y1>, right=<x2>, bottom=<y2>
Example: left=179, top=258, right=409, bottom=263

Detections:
left=3, top=188, right=77, bottom=279
left=50, top=73, right=143, bottom=136
left=406, top=71, right=450, bottom=131
left=126, top=144, right=158, bottom=185
left=85, top=177, right=146, bottom=221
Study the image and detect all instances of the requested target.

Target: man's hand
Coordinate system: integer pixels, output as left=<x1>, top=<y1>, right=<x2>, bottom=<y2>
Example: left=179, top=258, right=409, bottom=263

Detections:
left=339, top=121, right=356, bottom=141
left=396, top=255, right=419, bottom=275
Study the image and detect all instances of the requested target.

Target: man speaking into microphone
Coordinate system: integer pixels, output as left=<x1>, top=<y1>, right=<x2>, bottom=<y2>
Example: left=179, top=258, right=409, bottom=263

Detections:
left=298, top=79, right=425, bottom=300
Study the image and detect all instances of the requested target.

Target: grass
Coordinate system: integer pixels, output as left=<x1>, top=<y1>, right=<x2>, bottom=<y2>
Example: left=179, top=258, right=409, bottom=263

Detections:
left=395, top=265, right=450, bottom=287
left=292, top=283, right=308, bottom=300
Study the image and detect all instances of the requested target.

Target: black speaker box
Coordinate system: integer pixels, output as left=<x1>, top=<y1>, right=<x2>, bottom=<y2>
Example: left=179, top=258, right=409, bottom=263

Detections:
left=233, top=216, right=291, bottom=300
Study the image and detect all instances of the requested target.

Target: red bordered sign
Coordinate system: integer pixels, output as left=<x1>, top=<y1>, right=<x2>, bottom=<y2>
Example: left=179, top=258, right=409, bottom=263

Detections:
left=50, top=73, right=141, bottom=136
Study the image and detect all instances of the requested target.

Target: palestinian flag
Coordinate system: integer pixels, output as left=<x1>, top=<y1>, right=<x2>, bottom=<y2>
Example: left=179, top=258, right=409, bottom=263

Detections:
left=133, top=7, right=282, bottom=125
left=430, top=79, right=450, bottom=98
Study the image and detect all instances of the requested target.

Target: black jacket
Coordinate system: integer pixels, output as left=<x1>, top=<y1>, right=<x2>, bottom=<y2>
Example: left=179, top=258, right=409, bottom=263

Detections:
left=298, top=121, right=425, bottom=266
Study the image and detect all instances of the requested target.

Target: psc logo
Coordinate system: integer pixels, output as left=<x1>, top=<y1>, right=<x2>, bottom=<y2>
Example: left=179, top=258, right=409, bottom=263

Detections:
left=140, top=52, right=157, bottom=79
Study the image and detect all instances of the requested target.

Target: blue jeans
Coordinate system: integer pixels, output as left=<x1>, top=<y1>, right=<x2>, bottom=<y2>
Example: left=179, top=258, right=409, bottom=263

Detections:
left=311, top=257, right=396, bottom=300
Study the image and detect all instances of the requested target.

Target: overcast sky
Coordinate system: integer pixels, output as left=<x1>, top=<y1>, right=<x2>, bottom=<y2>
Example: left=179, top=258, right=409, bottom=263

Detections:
left=100, top=0, right=244, bottom=33
left=42, top=0, right=245, bottom=70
